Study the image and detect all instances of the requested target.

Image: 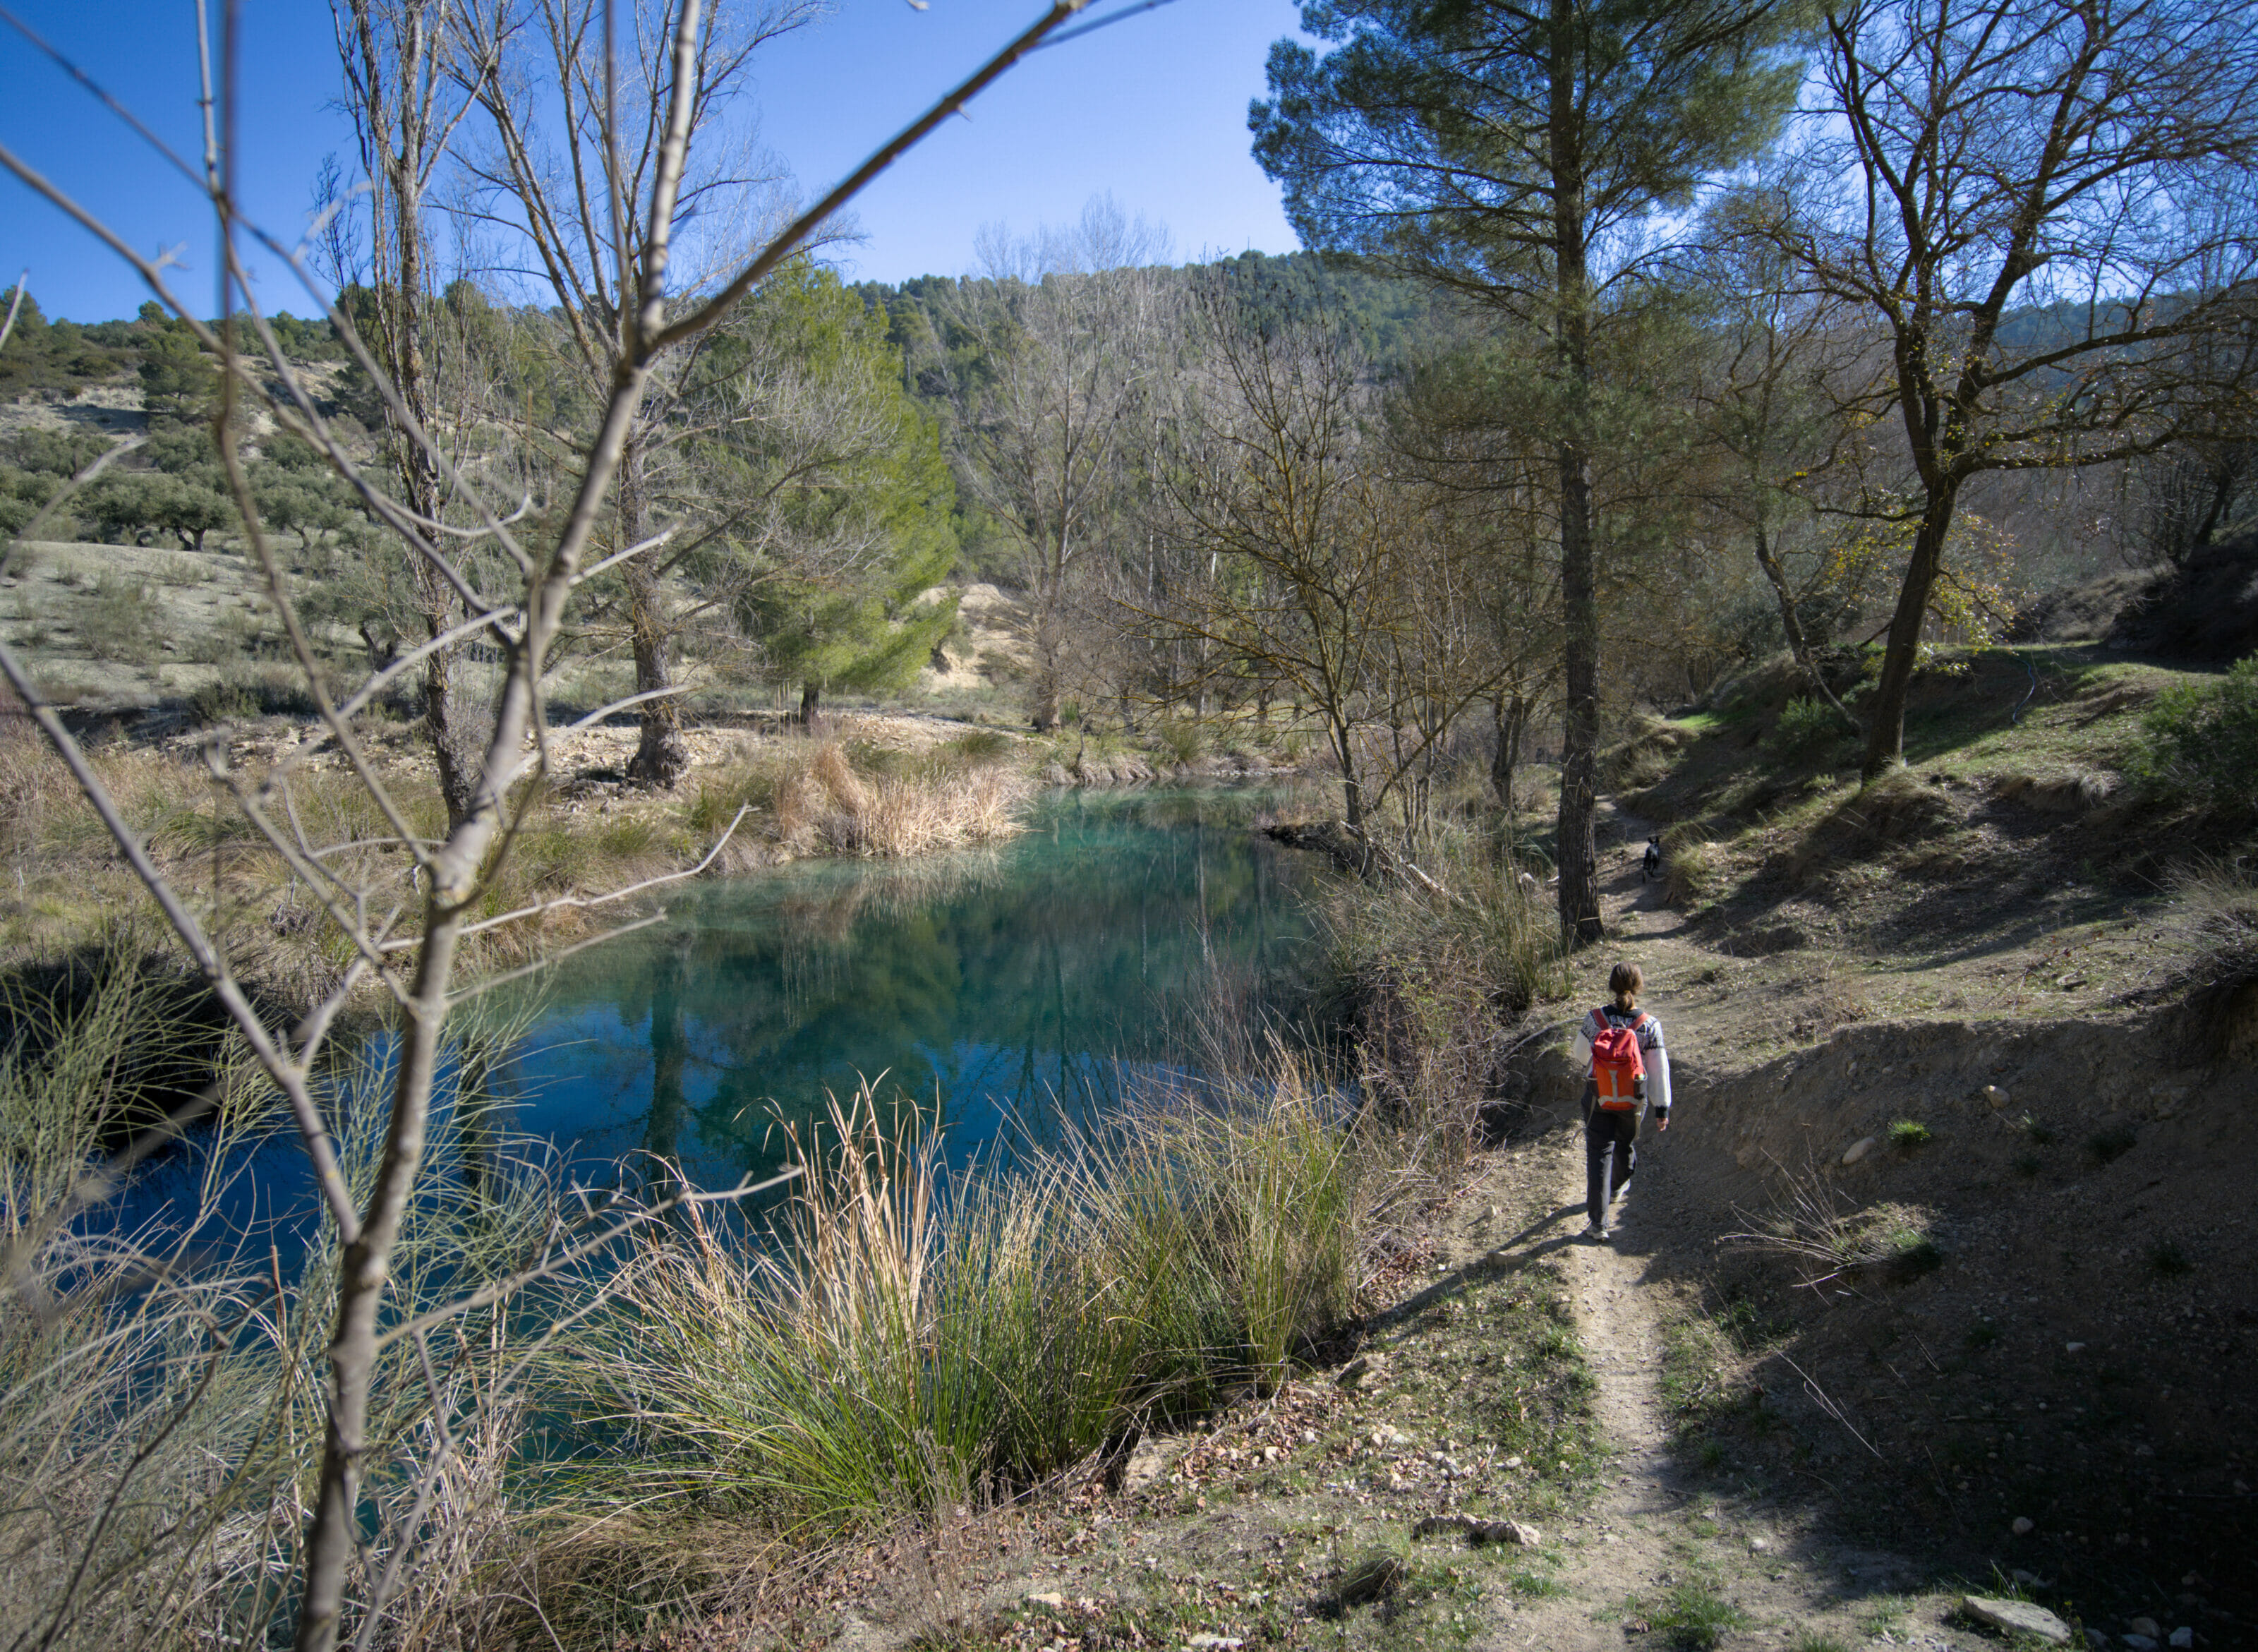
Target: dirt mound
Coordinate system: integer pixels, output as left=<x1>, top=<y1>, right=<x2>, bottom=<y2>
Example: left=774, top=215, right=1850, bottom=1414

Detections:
left=2009, top=567, right=2159, bottom=644
left=2104, top=531, right=2258, bottom=661
left=1649, top=1011, right=2258, bottom=1622
left=1787, top=769, right=1960, bottom=881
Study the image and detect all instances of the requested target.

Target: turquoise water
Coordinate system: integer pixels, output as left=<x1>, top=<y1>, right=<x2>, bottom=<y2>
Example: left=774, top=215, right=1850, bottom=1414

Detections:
left=488, top=788, right=1320, bottom=1195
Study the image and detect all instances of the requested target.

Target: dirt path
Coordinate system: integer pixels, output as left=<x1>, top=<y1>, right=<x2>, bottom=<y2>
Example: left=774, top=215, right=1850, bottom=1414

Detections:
left=1465, top=804, right=1956, bottom=1651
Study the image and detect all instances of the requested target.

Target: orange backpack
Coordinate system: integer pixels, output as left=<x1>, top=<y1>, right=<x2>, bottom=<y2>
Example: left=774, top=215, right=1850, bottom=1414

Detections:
left=1589, top=1008, right=1649, bottom=1111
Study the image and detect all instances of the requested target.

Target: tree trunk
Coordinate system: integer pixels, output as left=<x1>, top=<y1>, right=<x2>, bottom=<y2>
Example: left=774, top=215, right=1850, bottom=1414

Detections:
left=1490, top=691, right=1528, bottom=809
left=1332, top=715, right=1363, bottom=832
left=799, top=679, right=823, bottom=732
left=1547, top=0, right=1602, bottom=946
left=1861, top=477, right=1962, bottom=778
left=620, top=453, right=688, bottom=788
left=1753, top=522, right=1859, bottom=733
left=624, top=554, right=688, bottom=786
left=296, top=918, right=458, bottom=1651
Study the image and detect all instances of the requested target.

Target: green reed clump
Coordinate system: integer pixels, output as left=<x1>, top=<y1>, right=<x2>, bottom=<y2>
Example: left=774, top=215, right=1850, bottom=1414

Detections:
left=557, top=1070, right=1382, bottom=1537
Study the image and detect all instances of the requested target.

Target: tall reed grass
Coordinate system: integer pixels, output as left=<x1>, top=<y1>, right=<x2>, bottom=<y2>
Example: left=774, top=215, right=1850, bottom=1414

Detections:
left=556, top=1064, right=1384, bottom=1538
left=1318, top=828, right=1570, bottom=1155
left=0, top=960, right=593, bottom=1651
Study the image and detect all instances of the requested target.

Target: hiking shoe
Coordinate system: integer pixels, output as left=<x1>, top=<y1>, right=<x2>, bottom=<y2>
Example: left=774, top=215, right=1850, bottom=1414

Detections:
left=1585, top=1222, right=1610, bottom=1243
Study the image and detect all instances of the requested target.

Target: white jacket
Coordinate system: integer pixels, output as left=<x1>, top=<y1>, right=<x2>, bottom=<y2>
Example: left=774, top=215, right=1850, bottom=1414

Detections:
left=1571, top=1004, right=1672, bottom=1111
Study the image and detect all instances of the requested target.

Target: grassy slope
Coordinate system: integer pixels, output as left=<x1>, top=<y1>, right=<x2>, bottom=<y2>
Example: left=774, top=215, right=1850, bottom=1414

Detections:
left=1586, top=644, right=2258, bottom=1641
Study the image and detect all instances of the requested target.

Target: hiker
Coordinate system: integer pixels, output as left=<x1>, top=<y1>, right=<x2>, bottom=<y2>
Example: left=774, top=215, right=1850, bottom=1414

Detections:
left=1571, top=962, right=1672, bottom=1241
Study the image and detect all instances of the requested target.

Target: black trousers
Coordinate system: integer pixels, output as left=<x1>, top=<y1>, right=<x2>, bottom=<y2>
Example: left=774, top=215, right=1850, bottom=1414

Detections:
left=1583, top=1094, right=1638, bottom=1226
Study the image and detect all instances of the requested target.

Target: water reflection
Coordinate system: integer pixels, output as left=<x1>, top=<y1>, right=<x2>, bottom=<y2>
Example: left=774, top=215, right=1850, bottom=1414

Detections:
left=500, top=788, right=1318, bottom=1193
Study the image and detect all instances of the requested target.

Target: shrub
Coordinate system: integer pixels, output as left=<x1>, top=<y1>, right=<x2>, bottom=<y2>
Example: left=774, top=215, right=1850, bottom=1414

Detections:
left=1155, top=720, right=1204, bottom=766
left=1887, top=1118, right=1931, bottom=1150
left=1763, top=696, right=1855, bottom=764
left=80, top=572, right=160, bottom=665
left=2131, top=655, right=2258, bottom=812
left=188, top=666, right=322, bottom=723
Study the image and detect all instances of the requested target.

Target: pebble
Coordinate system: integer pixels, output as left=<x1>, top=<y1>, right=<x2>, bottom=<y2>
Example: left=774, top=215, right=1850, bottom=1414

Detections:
left=2132, top=1619, right=2162, bottom=1638
left=2169, top=1632, right=2192, bottom=1649
left=1749, top=1536, right=1771, bottom=1552
left=2013, top=1516, right=2036, bottom=1536
left=2123, top=1637, right=2159, bottom=1652
left=1026, top=1592, right=1066, bottom=1608
left=1984, top=1084, right=2010, bottom=1109
left=1185, top=1638, right=1243, bottom=1651
left=1842, top=1135, right=1878, bottom=1165
left=2066, top=1342, right=2087, bottom=1354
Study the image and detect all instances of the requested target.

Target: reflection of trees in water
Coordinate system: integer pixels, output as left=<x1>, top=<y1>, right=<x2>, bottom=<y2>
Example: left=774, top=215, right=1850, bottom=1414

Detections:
left=520, top=794, right=1317, bottom=1188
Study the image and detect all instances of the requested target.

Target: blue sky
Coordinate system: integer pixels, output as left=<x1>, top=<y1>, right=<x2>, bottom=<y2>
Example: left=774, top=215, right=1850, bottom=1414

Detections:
left=0, top=0, right=1310, bottom=325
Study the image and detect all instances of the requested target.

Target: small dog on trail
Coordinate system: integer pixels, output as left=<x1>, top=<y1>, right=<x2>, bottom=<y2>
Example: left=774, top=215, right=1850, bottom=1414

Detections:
left=1641, top=838, right=1662, bottom=884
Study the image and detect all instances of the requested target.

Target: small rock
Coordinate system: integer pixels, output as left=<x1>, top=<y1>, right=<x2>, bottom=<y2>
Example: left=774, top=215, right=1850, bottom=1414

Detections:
left=1336, top=1353, right=1388, bottom=1391
left=2132, top=1620, right=2163, bottom=1639
left=1842, top=1135, right=1878, bottom=1166
left=2123, top=1637, right=2159, bottom=1652
left=2087, top=1632, right=2115, bottom=1651
left=1984, top=1084, right=2011, bottom=1109
left=2066, top=1342, right=2087, bottom=1354
left=1121, top=1440, right=1169, bottom=1490
left=1370, top=1424, right=1411, bottom=1447
left=1026, top=1592, right=1066, bottom=1609
left=2013, top=1516, right=2036, bottom=1536
left=1963, top=1596, right=2072, bottom=1646
left=1749, top=1536, right=1771, bottom=1552
left=2168, top=1631, right=2192, bottom=1649
left=1185, top=1637, right=1243, bottom=1651
left=1504, top=1454, right=1524, bottom=1469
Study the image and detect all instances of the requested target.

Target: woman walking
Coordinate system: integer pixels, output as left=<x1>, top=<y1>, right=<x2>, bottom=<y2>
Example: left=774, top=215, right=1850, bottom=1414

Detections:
left=1571, top=962, right=1672, bottom=1241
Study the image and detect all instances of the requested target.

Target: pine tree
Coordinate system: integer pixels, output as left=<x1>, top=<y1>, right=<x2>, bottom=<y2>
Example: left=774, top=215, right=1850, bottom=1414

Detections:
left=1252, top=0, right=1807, bottom=941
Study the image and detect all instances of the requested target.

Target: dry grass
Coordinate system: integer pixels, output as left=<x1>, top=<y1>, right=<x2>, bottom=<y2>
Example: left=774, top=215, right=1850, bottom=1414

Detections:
left=755, top=738, right=1030, bottom=858
left=0, top=718, right=1036, bottom=1014
left=0, top=972, right=574, bottom=1651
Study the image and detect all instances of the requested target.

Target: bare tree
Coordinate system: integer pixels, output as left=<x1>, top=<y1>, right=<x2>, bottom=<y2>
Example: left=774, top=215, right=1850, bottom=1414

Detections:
left=1687, top=209, right=1870, bottom=729
left=1147, top=289, right=1497, bottom=843
left=452, top=0, right=821, bottom=784
left=943, top=198, right=1174, bottom=731
left=1784, top=0, right=2258, bottom=778
left=333, top=0, right=495, bottom=823
left=0, top=2, right=1099, bottom=1644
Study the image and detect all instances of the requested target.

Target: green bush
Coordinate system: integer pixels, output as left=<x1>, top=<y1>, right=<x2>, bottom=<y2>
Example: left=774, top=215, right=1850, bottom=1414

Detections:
left=1763, top=696, right=1855, bottom=764
left=2132, top=656, right=2258, bottom=812
left=80, top=572, right=159, bottom=665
